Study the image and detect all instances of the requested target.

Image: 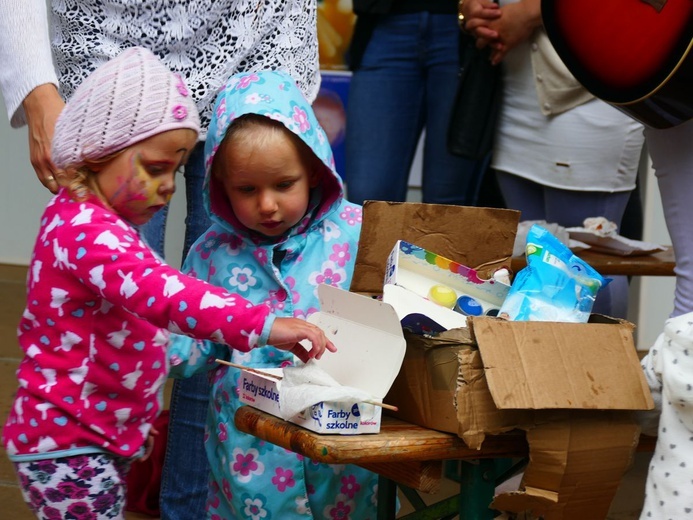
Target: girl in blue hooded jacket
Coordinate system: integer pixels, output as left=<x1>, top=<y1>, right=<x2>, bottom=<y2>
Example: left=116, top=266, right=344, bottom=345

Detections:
left=168, top=70, right=378, bottom=519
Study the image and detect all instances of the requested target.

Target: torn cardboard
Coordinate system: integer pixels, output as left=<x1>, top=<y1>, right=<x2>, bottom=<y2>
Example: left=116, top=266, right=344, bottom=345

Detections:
left=385, top=314, right=653, bottom=519
left=459, top=315, right=653, bottom=448
left=353, top=202, right=653, bottom=519
left=490, top=411, right=642, bottom=520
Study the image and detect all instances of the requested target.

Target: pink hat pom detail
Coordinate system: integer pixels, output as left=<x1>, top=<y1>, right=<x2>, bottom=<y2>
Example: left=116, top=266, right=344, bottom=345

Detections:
left=172, top=105, right=188, bottom=120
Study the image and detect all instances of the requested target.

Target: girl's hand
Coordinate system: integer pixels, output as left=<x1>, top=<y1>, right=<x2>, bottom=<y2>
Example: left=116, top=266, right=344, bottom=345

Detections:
left=139, top=426, right=160, bottom=462
left=22, top=84, right=65, bottom=193
left=269, top=317, right=337, bottom=364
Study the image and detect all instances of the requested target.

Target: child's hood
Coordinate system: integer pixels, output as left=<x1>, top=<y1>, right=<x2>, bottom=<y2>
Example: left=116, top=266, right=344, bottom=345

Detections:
left=203, top=70, right=343, bottom=240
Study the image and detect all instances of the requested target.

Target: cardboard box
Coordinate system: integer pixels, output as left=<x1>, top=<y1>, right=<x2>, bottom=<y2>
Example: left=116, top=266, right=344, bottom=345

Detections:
left=351, top=201, right=654, bottom=519
left=239, top=368, right=383, bottom=434
left=458, top=316, right=652, bottom=448
left=238, top=284, right=406, bottom=434
left=350, top=202, right=520, bottom=297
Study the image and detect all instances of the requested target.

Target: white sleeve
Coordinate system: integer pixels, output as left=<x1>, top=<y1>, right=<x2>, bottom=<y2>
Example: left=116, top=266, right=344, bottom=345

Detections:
left=0, top=0, right=59, bottom=127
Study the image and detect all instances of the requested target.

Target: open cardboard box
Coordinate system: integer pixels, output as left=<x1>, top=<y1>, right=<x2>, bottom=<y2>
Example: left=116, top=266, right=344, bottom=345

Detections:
left=238, top=284, right=406, bottom=434
left=352, top=201, right=654, bottom=519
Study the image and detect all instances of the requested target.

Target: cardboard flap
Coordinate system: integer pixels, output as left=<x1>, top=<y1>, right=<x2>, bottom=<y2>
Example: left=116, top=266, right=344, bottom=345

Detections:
left=307, top=284, right=406, bottom=399
left=351, top=201, right=520, bottom=295
left=455, top=348, right=535, bottom=449
left=383, top=331, right=466, bottom=432
left=491, top=489, right=557, bottom=514
left=492, top=412, right=641, bottom=519
left=469, top=317, right=654, bottom=411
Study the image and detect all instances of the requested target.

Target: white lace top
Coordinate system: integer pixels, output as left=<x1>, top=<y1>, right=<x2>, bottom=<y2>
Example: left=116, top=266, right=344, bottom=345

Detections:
left=0, top=0, right=320, bottom=139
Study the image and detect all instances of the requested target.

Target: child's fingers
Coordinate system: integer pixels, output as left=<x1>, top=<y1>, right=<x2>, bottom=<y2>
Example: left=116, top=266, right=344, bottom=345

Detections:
left=139, top=434, right=156, bottom=462
left=325, top=338, right=337, bottom=353
left=304, top=326, right=338, bottom=358
left=269, top=317, right=338, bottom=362
left=291, top=336, right=337, bottom=363
left=306, top=337, right=338, bottom=360
left=287, top=331, right=338, bottom=363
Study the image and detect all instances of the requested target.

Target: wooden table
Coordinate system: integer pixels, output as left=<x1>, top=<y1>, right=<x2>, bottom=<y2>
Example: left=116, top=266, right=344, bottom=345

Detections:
left=235, top=407, right=657, bottom=519
left=236, top=406, right=529, bottom=520
left=511, top=246, right=675, bottom=277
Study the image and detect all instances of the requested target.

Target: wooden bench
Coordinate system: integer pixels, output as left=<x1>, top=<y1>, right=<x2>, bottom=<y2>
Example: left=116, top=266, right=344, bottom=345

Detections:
left=235, top=407, right=656, bottom=519
left=511, top=246, right=675, bottom=277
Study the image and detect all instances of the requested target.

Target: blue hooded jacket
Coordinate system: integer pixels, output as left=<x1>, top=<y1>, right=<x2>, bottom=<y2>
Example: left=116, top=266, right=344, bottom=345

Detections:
left=169, top=70, right=378, bottom=519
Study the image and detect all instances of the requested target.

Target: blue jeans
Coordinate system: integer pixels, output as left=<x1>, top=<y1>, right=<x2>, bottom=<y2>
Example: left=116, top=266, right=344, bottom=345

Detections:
left=140, top=142, right=212, bottom=519
left=140, top=142, right=210, bottom=263
left=345, top=12, right=486, bottom=205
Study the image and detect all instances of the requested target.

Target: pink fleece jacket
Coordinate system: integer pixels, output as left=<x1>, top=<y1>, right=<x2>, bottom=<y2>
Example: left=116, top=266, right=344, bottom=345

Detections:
left=3, top=189, right=272, bottom=461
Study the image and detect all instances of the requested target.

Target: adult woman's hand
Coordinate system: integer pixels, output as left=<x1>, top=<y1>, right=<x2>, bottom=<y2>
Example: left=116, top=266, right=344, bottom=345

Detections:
left=460, top=0, right=502, bottom=49
left=22, top=83, right=65, bottom=193
left=485, top=0, right=542, bottom=64
left=269, top=317, right=337, bottom=364
left=474, top=0, right=542, bottom=65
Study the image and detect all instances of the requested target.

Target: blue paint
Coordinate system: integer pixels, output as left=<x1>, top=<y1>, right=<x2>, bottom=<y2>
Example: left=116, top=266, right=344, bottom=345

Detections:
left=454, top=295, right=483, bottom=316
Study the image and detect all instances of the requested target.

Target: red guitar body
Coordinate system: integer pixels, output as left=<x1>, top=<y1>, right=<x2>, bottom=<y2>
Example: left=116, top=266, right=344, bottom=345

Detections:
left=542, top=0, right=693, bottom=128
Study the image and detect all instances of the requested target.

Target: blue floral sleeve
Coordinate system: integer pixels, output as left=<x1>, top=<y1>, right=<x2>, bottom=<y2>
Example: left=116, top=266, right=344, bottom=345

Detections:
left=167, top=334, right=228, bottom=379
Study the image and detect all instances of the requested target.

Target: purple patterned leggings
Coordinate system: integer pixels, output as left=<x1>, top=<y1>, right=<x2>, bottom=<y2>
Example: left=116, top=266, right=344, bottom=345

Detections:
left=14, top=453, right=131, bottom=519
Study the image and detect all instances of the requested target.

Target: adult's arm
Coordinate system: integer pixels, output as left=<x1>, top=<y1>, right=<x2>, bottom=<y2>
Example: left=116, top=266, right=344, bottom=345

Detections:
left=0, top=0, right=63, bottom=192
left=0, top=0, right=57, bottom=126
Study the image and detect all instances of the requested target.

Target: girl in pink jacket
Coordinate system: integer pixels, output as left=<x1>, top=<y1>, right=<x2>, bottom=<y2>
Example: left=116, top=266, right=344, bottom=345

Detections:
left=2, top=47, right=333, bottom=520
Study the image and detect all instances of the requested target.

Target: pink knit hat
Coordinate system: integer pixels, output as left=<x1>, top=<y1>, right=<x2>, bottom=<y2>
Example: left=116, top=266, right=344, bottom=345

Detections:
left=52, top=46, right=200, bottom=169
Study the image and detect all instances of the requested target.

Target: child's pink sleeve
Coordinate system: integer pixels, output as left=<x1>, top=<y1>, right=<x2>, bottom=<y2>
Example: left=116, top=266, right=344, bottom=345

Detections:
left=56, top=211, right=272, bottom=350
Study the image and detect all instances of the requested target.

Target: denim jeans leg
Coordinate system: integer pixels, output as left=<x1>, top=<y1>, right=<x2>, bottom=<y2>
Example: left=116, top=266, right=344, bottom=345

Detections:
left=345, top=12, right=486, bottom=206
left=160, top=142, right=213, bottom=520
left=420, top=14, right=487, bottom=206
left=182, top=142, right=212, bottom=260
left=345, top=13, right=427, bottom=205
left=139, top=202, right=168, bottom=258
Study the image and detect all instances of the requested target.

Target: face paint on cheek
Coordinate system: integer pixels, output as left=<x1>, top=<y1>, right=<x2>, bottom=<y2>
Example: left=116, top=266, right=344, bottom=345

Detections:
left=107, top=154, right=147, bottom=206
left=125, top=154, right=165, bottom=205
left=133, top=154, right=162, bottom=205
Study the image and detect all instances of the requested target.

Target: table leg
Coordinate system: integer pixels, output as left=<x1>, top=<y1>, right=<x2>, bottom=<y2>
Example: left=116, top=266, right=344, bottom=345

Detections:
left=458, top=459, right=496, bottom=519
left=377, top=475, right=398, bottom=520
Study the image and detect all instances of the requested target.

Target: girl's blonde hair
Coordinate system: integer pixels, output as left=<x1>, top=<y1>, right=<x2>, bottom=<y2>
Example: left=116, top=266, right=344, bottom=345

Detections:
left=55, top=150, right=125, bottom=202
left=212, top=114, right=320, bottom=180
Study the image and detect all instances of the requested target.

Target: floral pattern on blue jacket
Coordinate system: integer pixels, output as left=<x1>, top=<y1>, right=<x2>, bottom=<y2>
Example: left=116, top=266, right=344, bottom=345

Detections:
left=169, top=70, right=377, bottom=519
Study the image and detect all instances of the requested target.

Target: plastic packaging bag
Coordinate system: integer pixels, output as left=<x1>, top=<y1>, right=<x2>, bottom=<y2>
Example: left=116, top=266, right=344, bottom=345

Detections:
left=499, top=224, right=607, bottom=322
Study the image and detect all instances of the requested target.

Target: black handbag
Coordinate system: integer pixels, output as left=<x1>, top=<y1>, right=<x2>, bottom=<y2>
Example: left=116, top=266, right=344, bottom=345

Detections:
left=447, top=32, right=503, bottom=160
